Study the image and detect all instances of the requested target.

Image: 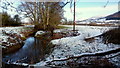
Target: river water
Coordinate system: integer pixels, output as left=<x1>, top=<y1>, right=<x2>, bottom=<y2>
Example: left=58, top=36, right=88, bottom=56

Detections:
left=2, top=37, right=47, bottom=64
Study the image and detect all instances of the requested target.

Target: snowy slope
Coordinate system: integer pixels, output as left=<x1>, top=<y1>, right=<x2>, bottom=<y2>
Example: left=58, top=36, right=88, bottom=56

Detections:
left=0, top=27, right=24, bottom=48
left=0, top=26, right=31, bottom=48
left=34, top=25, right=119, bottom=66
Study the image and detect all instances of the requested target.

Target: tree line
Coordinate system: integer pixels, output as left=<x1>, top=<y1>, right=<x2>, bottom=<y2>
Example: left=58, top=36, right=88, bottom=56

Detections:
left=1, top=12, right=21, bottom=26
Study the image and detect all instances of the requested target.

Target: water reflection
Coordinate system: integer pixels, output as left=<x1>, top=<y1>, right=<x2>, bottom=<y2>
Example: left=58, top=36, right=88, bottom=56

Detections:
left=3, top=37, right=47, bottom=64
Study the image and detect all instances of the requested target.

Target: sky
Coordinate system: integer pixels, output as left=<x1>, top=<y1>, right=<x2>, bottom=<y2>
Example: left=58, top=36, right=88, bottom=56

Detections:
left=1, top=0, right=120, bottom=22
left=64, top=1, right=119, bottom=21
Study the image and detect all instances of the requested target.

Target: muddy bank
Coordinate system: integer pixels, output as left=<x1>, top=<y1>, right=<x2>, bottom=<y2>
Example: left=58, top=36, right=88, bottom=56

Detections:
left=1, top=27, right=36, bottom=55
left=2, top=33, right=25, bottom=55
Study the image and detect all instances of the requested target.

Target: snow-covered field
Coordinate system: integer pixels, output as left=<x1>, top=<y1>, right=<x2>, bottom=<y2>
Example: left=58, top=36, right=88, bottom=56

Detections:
left=34, top=25, right=120, bottom=66
left=0, top=25, right=119, bottom=67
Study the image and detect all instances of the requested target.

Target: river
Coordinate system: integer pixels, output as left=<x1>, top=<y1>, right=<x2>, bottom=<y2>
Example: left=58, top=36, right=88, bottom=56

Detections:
left=2, top=37, right=48, bottom=64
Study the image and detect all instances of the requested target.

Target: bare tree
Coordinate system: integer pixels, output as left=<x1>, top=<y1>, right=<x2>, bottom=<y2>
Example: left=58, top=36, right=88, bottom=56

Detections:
left=17, top=2, right=69, bottom=29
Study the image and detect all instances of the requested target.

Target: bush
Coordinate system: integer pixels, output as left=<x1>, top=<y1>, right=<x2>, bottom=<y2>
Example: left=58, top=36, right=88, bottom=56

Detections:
left=101, top=28, right=120, bottom=44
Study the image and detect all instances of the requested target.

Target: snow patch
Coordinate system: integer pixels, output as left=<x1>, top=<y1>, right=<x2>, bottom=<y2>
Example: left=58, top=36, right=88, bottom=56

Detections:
left=35, top=31, right=45, bottom=36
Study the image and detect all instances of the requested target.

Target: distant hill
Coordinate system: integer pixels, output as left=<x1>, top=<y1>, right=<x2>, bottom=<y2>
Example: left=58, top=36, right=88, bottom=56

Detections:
left=105, top=11, right=120, bottom=20
left=76, top=11, right=120, bottom=24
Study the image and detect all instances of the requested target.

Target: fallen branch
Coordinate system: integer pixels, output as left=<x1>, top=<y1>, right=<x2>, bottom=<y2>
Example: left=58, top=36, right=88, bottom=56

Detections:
left=51, top=48, right=120, bottom=62
left=84, top=34, right=102, bottom=42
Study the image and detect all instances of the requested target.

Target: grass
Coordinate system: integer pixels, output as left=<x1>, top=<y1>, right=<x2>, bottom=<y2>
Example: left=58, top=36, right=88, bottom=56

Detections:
left=22, top=27, right=34, bottom=30
left=56, top=25, right=69, bottom=29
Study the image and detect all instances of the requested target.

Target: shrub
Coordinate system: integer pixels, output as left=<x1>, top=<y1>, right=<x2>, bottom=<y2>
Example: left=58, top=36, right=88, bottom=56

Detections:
left=101, top=28, right=120, bottom=44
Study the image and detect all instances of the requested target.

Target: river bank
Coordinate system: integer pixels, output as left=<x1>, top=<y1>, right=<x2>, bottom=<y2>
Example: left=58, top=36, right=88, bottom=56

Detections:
left=1, top=25, right=79, bottom=67
left=1, top=25, right=120, bottom=68
left=0, top=26, right=34, bottom=55
left=33, top=25, right=120, bottom=67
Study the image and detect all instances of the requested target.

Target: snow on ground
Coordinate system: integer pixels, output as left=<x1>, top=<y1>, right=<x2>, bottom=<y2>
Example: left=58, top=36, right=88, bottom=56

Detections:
left=0, top=26, right=32, bottom=48
left=34, top=25, right=119, bottom=66
left=35, top=31, right=46, bottom=37
left=1, top=25, right=119, bottom=66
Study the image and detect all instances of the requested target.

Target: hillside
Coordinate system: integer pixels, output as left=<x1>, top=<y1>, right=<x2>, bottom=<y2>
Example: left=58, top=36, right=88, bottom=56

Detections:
left=106, top=11, right=120, bottom=20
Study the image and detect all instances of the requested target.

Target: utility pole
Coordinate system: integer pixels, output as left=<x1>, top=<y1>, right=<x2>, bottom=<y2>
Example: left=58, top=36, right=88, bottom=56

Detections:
left=73, top=0, right=76, bottom=31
